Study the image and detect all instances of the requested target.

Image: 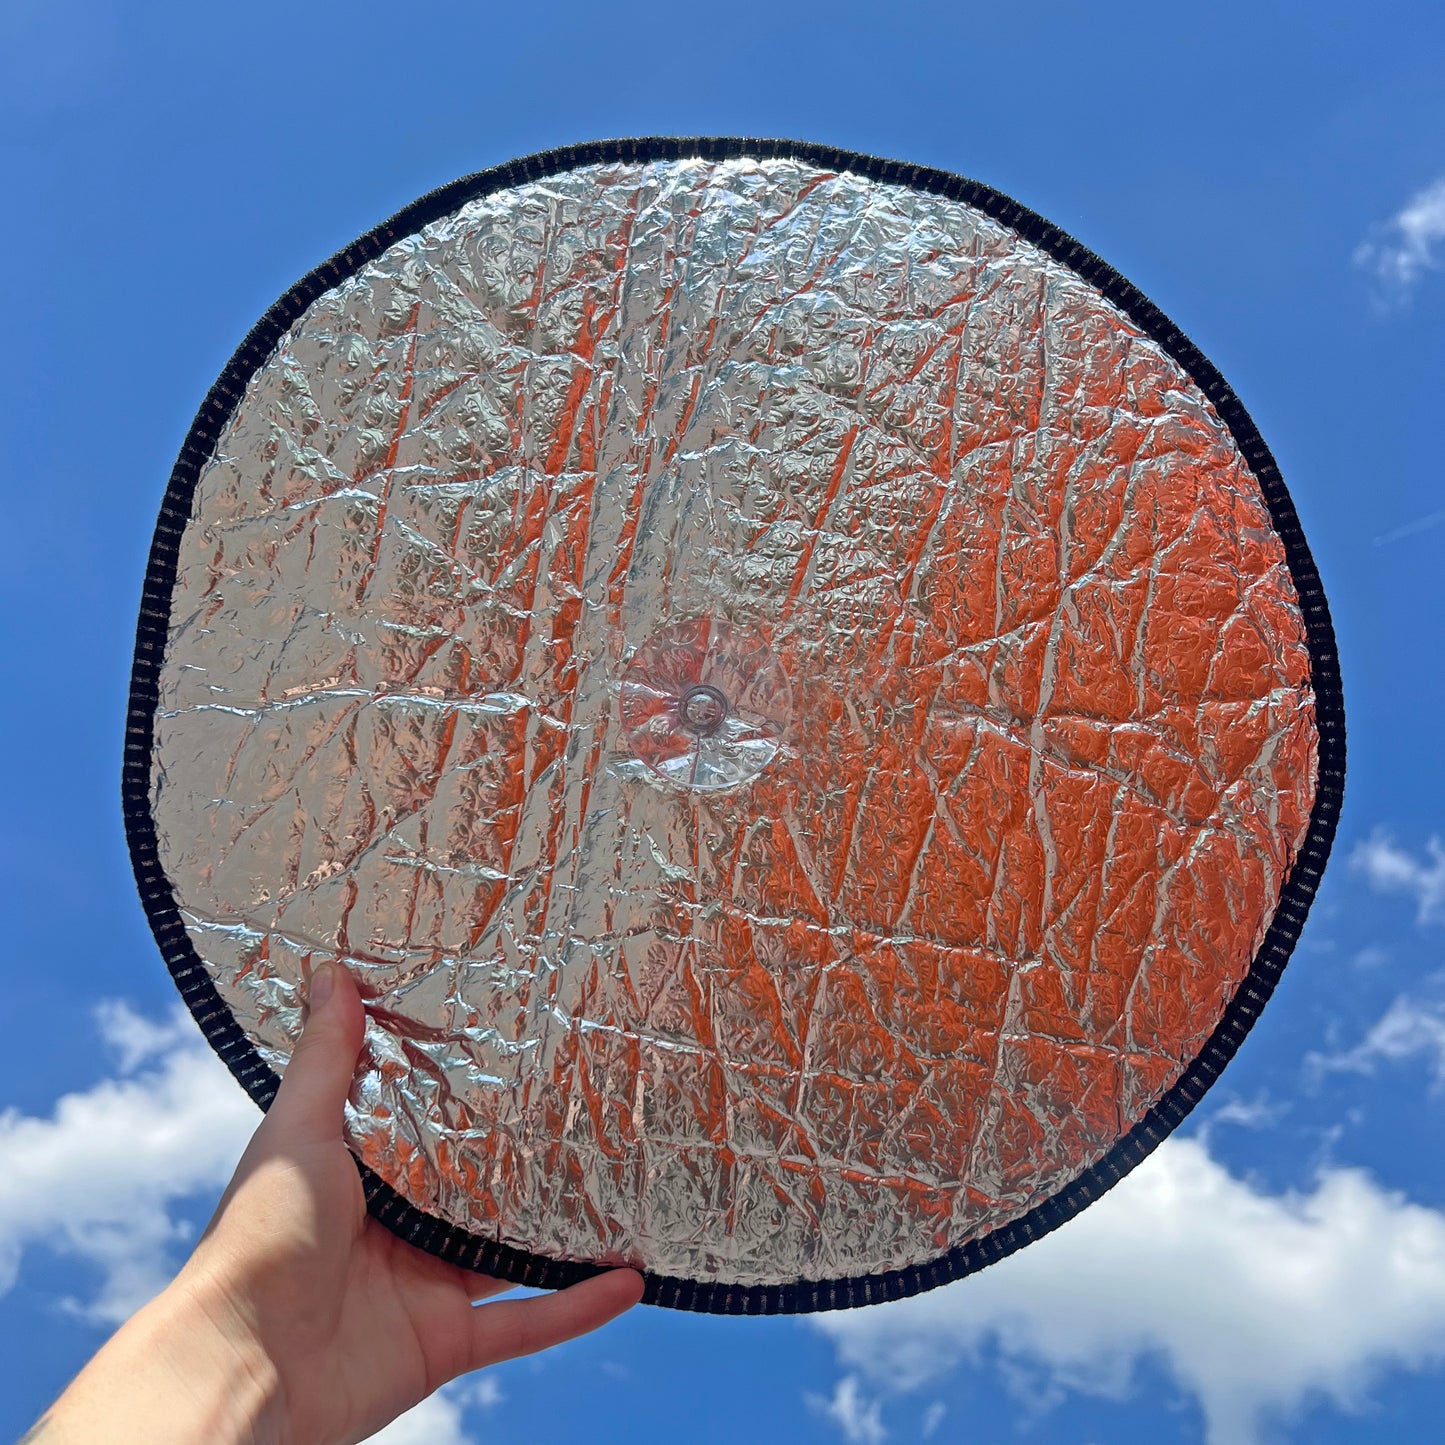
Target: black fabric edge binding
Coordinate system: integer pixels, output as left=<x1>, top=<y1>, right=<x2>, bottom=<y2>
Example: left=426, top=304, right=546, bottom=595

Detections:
left=122, top=136, right=1347, bottom=1317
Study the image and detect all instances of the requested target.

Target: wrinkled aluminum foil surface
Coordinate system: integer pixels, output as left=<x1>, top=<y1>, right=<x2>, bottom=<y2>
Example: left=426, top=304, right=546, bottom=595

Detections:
left=150, top=157, right=1317, bottom=1286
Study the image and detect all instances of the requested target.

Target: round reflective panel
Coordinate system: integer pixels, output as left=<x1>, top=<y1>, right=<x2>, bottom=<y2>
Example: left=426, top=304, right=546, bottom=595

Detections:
left=129, top=143, right=1339, bottom=1312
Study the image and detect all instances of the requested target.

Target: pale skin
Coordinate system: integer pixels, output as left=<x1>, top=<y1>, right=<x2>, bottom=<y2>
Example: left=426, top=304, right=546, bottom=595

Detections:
left=22, top=962, right=644, bottom=1444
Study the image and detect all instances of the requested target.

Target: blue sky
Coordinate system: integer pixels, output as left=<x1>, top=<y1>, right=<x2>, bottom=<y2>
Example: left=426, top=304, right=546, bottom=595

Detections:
left=3, top=2, right=1444, bottom=1442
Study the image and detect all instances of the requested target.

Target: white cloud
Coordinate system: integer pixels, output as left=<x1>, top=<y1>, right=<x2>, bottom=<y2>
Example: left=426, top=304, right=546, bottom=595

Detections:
left=1354, top=176, right=1445, bottom=299
left=806, top=1374, right=887, bottom=1445
left=812, top=1137, right=1445, bottom=1445
left=919, top=1400, right=946, bottom=1438
left=1308, top=996, right=1445, bottom=1091
left=1350, top=831, right=1445, bottom=925
left=0, top=1004, right=257, bottom=1324
left=365, top=1378, right=500, bottom=1445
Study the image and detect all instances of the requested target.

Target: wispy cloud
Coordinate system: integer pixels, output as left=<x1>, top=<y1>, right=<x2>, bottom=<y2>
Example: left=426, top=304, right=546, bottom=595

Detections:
left=90, top=1001, right=202, bottom=1074
left=1351, top=831, right=1445, bottom=924
left=1351, top=945, right=1390, bottom=970
left=0, top=1004, right=257, bottom=1324
left=806, top=1374, right=888, bottom=1445
left=1355, top=176, right=1445, bottom=303
left=1373, top=507, right=1445, bottom=548
left=1200, top=1092, right=1289, bottom=1137
left=1307, top=995, right=1445, bottom=1092
left=812, top=1137, right=1445, bottom=1445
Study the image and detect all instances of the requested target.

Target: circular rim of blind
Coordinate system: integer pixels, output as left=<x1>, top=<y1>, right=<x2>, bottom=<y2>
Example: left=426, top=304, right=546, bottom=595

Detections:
left=123, top=137, right=1346, bottom=1315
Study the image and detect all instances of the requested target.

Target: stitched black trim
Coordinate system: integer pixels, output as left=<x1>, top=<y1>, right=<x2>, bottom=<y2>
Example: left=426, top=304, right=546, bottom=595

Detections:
left=123, top=137, right=1346, bottom=1316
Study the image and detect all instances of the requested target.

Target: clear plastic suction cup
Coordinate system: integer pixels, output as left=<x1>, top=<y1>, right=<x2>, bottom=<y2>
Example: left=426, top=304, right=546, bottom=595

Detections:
left=619, top=618, right=792, bottom=790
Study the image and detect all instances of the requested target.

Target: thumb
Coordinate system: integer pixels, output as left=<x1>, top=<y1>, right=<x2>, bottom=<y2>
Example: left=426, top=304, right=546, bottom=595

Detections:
left=266, top=961, right=366, bottom=1144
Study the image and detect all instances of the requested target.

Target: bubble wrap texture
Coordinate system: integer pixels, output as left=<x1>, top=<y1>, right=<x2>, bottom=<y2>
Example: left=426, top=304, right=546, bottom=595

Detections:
left=150, top=157, right=1318, bottom=1286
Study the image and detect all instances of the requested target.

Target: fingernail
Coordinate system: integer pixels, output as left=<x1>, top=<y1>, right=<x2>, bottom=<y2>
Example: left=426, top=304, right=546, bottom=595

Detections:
left=310, top=962, right=336, bottom=1008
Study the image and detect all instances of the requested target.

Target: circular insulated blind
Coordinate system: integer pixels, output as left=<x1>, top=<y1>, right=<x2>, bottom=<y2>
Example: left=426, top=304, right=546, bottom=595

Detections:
left=125, top=139, right=1343, bottom=1314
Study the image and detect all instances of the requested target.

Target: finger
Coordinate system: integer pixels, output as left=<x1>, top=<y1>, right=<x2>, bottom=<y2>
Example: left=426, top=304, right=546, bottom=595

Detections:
left=265, top=962, right=366, bottom=1145
left=465, top=1269, right=644, bottom=1369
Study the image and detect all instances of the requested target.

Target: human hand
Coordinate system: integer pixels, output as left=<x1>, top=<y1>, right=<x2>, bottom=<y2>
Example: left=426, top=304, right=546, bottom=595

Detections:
left=29, top=962, right=643, bottom=1444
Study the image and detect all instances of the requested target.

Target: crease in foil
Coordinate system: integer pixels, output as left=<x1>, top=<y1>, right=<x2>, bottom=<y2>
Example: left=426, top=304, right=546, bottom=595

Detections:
left=151, top=157, right=1318, bottom=1286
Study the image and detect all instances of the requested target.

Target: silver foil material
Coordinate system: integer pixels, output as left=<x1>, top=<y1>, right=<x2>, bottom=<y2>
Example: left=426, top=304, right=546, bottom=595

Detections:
left=151, top=158, right=1317, bottom=1285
